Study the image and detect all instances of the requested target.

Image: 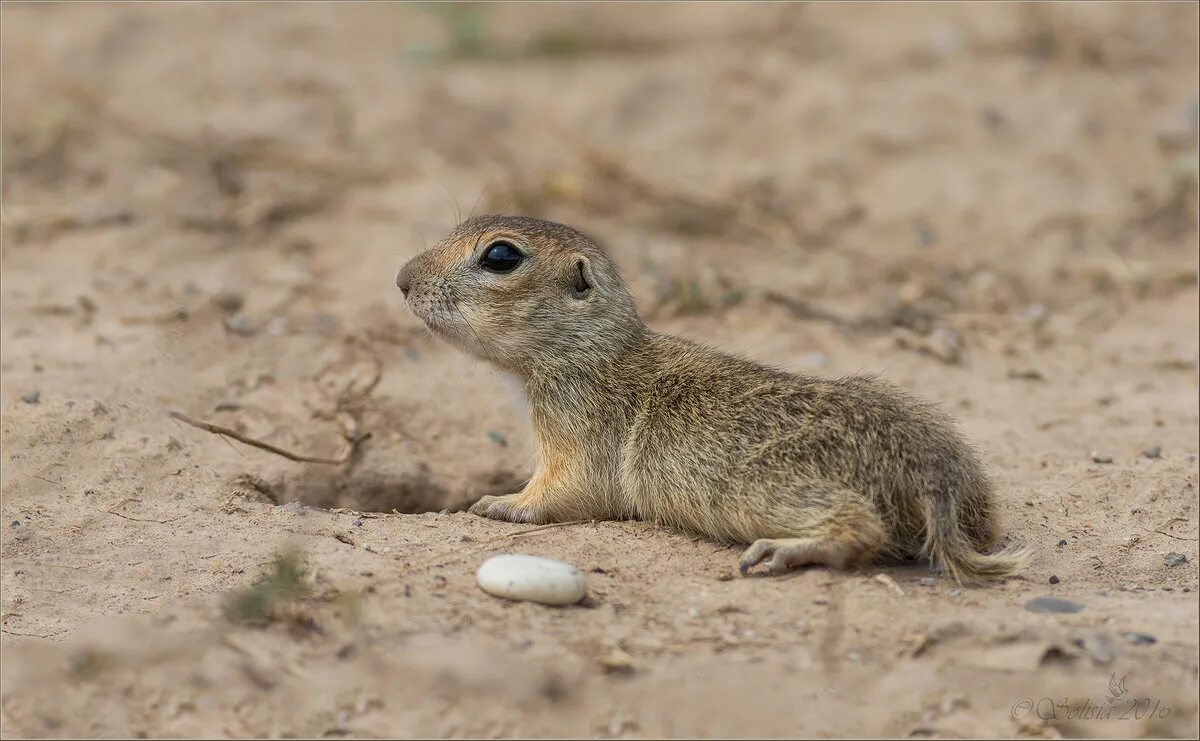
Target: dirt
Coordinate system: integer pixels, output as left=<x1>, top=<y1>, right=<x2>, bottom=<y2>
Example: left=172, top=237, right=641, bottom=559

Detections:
left=1, top=3, right=1198, bottom=738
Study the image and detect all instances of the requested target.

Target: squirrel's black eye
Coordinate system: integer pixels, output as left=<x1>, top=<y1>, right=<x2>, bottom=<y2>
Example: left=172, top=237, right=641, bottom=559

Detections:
left=479, top=241, right=523, bottom=273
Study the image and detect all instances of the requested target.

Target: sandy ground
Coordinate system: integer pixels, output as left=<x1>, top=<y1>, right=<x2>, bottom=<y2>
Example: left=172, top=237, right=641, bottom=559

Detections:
left=1, top=3, right=1198, bottom=738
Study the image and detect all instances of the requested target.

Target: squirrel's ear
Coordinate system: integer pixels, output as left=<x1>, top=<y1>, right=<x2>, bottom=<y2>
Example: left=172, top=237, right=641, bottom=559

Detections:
left=570, top=256, right=595, bottom=299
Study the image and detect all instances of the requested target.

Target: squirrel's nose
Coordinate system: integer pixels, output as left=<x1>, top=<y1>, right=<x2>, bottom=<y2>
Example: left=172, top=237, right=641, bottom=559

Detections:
left=395, top=264, right=412, bottom=296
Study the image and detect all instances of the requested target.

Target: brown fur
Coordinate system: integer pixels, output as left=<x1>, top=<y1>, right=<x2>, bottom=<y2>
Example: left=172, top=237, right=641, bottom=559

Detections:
left=395, top=215, right=1030, bottom=583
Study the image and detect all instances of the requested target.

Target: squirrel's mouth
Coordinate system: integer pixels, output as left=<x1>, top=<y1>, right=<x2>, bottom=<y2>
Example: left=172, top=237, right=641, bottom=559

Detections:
left=405, top=297, right=493, bottom=361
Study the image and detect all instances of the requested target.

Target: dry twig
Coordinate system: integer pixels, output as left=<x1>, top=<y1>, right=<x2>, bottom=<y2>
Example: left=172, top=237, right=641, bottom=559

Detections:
left=168, top=411, right=367, bottom=465
left=89, top=506, right=179, bottom=525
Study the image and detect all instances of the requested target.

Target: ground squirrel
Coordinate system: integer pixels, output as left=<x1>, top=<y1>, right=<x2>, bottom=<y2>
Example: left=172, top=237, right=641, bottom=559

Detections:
left=396, top=215, right=1029, bottom=583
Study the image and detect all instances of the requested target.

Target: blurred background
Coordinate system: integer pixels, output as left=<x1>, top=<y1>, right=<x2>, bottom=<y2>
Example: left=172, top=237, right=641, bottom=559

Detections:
left=2, top=3, right=1198, bottom=738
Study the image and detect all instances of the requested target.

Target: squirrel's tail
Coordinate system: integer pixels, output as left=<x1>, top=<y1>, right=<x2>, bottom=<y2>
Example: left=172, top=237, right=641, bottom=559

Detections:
left=921, top=494, right=1030, bottom=585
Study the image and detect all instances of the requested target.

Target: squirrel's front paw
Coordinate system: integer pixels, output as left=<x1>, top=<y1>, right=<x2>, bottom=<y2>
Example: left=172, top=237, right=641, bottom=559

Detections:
left=468, top=493, right=543, bottom=524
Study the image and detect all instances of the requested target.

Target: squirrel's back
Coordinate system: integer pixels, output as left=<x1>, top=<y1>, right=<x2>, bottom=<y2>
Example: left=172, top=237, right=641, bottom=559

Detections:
left=622, top=332, right=1007, bottom=566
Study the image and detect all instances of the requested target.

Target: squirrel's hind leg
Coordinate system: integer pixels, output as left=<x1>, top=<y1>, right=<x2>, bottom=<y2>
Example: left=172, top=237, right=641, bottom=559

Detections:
left=737, top=484, right=887, bottom=576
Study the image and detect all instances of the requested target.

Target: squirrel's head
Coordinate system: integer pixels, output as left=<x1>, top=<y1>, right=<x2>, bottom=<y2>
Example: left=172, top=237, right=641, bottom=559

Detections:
left=396, top=215, right=643, bottom=374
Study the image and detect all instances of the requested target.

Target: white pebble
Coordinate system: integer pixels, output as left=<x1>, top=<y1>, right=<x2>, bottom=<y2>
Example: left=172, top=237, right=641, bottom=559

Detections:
left=476, top=554, right=587, bottom=606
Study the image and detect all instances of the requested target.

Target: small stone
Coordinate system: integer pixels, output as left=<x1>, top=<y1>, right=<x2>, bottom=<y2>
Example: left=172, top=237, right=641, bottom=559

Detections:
left=13, top=530, right=31, bottom=542
left=476, top=554, right=587, bottom=606
left=1025, top=596, right=1085, bottom=614
left=223, top=313, right=257, bottom=336
left=265, top=317, right=289, bottom=336
left=980, top=105, right=1006, bottom=131
left=948, top=589, right=962, bottom=597
left=487, top=431, right=507, bottom=447
left=1024, top=303, right=1049, bottom=324
left=21, top=391, right=40, bottom=404
left=1164, top=553, right=1188, bottom=568
left=599, top=648, right=635, bottom=675
left=10, top=521, right=20, bottom=528
left=353, top=519, right=363, bottom=527
left=313, top=314, right=340, bottom=334
left=211, top=291, right=244, bottom=314
left=1143, top=446, right=1162, bottom=459
left=1119, top=631, right=1157, bottom=646
left=1049, top=575, right=1060, bottom=584
left=920, top=577, right=936, bottom=587
left=916, top=222, right=938, bottom=248
left=1057, top=539, right=1068, bottom=547
left=1091, top=452, right=1113, bottom=464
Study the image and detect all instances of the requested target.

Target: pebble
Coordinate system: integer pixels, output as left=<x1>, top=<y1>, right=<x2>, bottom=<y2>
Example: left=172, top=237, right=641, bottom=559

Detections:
left=265, top=317, right=290, bottom=336
left=599, top=648, right=635, bottom=675
left=211, top=291, right=244, bottom=314
left=980, top=106, right=1006, bottom=132
left=1144, top=446, right=1162, bottom=459
left=1024, top=304, right=1049, bottom=324
left=487, top=431, right=508, bottom=447
left=223, top=313, right=257, bottom=336
left=313, top=314, right=340, bottom=334
left=1120, top=631, right=1157, bottom=646
left=1049, top=575, right=1060, bottom=585
left=1025, top=596, right=1084, bottom=614
left=21, top=390, right=40, bottom=404
left=476, top=554, right=587, bottom=606
left=1090, top=452, right=1113, bottom=464
left=1057, top=539, right=1068, bottom=547
left=916, top=222, right=938, bottom=248
left=1164, top=553, right=1189, bottom=568
left=920, top=577, right=936, bottom=587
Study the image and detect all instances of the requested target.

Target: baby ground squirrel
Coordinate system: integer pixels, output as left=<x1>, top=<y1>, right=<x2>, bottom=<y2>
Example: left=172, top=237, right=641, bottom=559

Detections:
left=396, top=215, right=1028, bottom=583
